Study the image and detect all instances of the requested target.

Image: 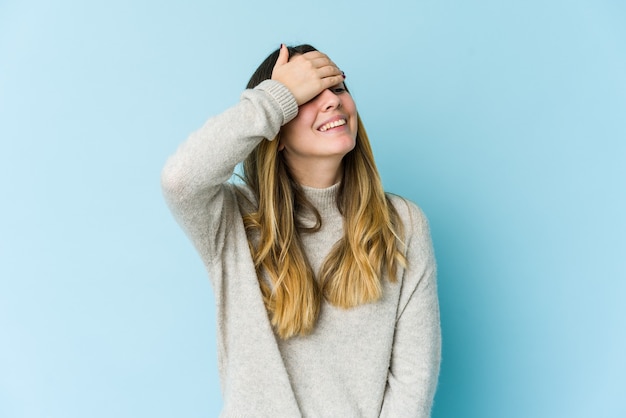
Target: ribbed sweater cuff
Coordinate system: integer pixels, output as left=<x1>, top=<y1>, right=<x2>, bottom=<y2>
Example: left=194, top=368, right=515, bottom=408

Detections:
left=255, top=79, right=299, bottom=125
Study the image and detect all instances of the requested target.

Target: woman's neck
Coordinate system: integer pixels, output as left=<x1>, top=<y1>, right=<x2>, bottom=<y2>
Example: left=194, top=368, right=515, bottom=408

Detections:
left=287, top=158, right=343, bottom=188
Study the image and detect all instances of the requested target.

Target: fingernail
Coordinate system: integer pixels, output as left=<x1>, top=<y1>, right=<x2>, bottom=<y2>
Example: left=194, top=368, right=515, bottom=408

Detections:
left=342, top=71, right=346, bottom=79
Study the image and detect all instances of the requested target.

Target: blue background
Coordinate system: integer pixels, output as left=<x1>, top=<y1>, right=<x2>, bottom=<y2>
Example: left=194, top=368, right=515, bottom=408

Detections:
left=1, top=1, right=624, bottom=417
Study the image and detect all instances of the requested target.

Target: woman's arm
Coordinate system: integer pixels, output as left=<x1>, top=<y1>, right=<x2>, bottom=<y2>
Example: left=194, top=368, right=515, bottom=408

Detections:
left=161, top=80, right=297, bottom=259
left=161, top=46, right=344, bottom=261
left=380, top=202, right=441, bottom=418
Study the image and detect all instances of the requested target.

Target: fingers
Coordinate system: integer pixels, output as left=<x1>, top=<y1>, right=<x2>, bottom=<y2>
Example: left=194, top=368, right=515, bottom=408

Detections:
left=299, top=52, right=339, bottom=74
left=294, top=54, right=342, bottom=86
left=317, top=64, right=342, bottom=79
left=320, top=74, right=346, bottom=90
left=270, top=45, right=344, bottom=105
left=276, top=43, right=289, bottom=66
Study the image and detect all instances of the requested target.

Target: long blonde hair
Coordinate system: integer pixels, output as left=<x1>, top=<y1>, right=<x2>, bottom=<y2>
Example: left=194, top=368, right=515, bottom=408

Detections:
left=242, top=109, right=406, bottom=339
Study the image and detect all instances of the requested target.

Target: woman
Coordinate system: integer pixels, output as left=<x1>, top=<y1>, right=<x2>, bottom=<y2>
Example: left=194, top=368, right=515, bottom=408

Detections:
left=162, top=44, right=441, bottom=418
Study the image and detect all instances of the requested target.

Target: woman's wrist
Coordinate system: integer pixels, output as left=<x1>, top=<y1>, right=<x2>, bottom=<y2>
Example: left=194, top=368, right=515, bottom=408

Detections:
left=253, top=79, right=298, bottom=125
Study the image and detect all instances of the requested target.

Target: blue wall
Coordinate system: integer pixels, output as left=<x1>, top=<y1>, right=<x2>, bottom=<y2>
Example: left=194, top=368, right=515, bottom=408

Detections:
left=1, top=1, right=624, bottom=417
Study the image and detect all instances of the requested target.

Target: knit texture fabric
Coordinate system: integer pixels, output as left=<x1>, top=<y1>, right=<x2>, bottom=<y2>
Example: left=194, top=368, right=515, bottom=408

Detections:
left=161, top=80, right=441, bottom=418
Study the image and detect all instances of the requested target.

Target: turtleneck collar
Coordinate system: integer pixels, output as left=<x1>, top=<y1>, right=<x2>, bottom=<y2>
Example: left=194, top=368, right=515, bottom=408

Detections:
left=300, top=182, right=341, bottom=214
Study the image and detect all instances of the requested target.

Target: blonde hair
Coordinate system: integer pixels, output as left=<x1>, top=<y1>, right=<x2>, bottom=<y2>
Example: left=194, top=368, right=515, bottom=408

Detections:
left=242, top=115, right=406, bottom=339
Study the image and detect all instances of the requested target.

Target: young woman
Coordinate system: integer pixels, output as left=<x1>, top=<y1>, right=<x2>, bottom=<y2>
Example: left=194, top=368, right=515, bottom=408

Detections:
left=162, top=44, right=441, bottom=418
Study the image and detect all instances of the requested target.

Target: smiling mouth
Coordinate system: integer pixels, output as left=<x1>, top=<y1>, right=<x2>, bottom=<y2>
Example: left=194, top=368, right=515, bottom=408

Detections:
left=318, top=119, right=347, bottom=132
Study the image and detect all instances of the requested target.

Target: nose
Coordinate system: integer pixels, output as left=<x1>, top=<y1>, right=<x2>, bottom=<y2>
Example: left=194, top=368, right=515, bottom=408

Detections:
left=318, top=88, right=341, bottom=111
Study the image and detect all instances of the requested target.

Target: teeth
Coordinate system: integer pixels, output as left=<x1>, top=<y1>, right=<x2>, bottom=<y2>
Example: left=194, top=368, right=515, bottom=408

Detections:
left=319, top=119, right=346, bottom=132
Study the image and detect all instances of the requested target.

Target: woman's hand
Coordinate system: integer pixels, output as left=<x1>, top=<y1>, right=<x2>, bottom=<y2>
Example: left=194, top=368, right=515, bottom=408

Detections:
left=271, top=44, right=345, bottom=106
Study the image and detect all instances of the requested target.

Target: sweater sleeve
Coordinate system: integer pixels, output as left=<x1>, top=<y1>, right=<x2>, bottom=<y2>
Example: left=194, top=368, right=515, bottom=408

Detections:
left=380, top=201, right=441, bottom=418
left=161, top=80, right=298, bottom=264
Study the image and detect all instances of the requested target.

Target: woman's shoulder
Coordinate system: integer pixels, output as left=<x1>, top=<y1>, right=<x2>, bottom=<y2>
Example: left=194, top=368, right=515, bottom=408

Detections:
left=386, top=192, right=431, bottom=238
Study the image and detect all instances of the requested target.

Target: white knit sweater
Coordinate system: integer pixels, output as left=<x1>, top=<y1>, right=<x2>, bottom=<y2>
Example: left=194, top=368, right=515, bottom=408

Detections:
left=161, top=80, right=441, bottom=418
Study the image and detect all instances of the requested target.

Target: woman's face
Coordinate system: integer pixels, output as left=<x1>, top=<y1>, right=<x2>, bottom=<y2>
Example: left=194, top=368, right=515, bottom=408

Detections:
left=278, top=82, right=358, bottom=169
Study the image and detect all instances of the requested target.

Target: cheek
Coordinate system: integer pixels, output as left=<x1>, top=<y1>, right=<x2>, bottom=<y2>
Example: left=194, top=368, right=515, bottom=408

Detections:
left=344, top=99, right=358, bottom=123
left=280, top=116, right=313, bottom=150
left=284, top=106, right=316, bottom=134
left=282, top=117, right=306, bottom=139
